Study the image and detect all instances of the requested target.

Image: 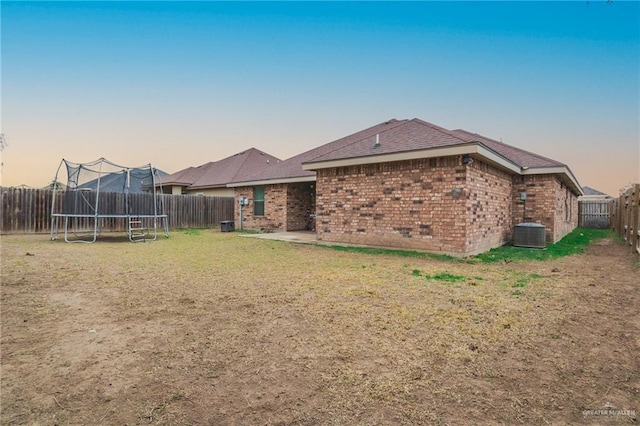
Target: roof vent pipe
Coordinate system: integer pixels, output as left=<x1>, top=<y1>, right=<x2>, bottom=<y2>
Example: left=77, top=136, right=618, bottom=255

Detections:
left=374, top=133, right=380, bottom=148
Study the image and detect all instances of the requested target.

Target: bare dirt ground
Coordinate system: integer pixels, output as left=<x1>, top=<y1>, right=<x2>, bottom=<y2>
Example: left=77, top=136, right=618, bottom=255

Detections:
left=1, top=232, right=638, bottom=425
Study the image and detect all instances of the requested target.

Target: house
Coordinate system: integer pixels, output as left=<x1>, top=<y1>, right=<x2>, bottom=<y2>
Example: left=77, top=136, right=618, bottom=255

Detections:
left=158, top=148, right=281, bottom=196
left=229, top=118, right=583, bottom=255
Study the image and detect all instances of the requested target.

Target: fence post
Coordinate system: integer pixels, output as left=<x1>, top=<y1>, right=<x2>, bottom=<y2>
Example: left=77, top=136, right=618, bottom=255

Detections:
left=609, top=184, right=640, bottom=253
left=619, top=194, right=624, bottom=236
left=632, top=184, right=640, bottom=252
left=578, top=201, right=583, bottom=227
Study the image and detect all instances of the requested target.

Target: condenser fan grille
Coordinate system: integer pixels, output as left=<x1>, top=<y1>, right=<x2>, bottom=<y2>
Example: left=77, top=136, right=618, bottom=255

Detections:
left=513, top=223, right=546, bottom=249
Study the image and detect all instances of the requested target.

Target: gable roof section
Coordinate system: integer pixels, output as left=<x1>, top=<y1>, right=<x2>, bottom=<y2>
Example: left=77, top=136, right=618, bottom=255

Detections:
left=303, top=119, right=469, bottom=164
left=301, top=119, right=564, bottom=170
left=228, top=119, right=409, bottom=186
left=301, top=118, right=581, bottom=195
left=159, top=148, right=281, bottom=190
left=227, top=118, right=581, bottom=195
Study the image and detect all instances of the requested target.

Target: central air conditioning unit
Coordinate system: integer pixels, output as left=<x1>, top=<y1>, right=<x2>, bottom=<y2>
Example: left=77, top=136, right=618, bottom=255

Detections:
left=513, top=223, right=546, bottom=249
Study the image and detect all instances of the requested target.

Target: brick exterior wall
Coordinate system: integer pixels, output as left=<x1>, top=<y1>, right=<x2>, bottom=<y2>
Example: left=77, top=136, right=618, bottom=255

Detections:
left=464, top=160, right=513, bottom=254
left=234, top=184, right=287, bottom=231
left=553, top=181, right=579, bottom=242
left=234, top=182, right=316, bottom=231
left=235, top=156, right=578, bottom=254
left=315, top=156, right=516, bottom=255
left=512, top=175, right=578, bottom=242
left=315, top=157, right=468, bottom=253
left=286, top=182, right=315, bottom=231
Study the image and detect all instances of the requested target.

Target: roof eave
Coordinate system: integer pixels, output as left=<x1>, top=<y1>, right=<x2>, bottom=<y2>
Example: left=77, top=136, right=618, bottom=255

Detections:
left=302, top=144, right=475, bottom=170
left=300, top=142, right=583, bottom=195
left=227, top=175, right=316, bottom=187
left=302, top=143, right=522, bottom=175
left=188, top=183, right=227, bottom=190
left=155, top=182, right=190, bottom=187
left=521, top=166, right=583, bottom=196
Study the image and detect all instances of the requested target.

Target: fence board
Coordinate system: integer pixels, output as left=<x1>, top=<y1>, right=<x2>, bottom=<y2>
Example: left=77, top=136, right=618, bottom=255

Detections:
left=578, top=199, right=611, bottom=228
left=0, top=187, right=234, bottom=234
left=610, top=183, right=640, bottom=254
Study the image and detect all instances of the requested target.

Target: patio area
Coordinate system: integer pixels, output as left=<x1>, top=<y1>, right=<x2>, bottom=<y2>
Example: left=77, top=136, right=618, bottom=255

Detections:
left=239, top=230, right=318, bottom=244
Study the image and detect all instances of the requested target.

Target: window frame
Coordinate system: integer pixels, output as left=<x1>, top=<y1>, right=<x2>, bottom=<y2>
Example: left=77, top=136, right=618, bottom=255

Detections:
left=253, top=186, right=265, bottom=216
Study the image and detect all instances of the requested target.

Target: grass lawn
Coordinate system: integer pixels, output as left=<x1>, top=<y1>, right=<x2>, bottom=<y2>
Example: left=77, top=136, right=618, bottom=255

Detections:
left=474, top=228, right=616, bottom=263
left=317, top=227, right=615, bottom=264
left=1, top=230, right=638, bottom=424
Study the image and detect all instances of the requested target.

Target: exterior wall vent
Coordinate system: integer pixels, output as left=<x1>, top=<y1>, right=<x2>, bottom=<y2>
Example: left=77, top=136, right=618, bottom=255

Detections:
left=513, top=223, right=546, bottom=249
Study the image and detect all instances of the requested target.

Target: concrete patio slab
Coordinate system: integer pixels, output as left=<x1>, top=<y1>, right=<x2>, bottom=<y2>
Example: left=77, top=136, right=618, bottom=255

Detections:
left=239, top=231, right=318, bottom=244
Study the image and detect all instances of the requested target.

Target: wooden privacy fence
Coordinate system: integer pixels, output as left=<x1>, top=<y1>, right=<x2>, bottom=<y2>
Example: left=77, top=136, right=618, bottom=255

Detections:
left=578, top=199, right=611, bottom=228
left=610, top=184, right=640, bottom=254
left=160, top=193, right=234, bottom=230
left=0, top=187, right=235, bottom=234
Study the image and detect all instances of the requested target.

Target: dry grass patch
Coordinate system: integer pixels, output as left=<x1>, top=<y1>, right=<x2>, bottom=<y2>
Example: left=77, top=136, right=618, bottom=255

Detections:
left=1, top=231, right=638, bottom=424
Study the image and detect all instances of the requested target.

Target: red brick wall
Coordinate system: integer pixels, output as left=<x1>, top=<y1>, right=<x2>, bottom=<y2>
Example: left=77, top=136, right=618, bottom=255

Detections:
left=234, top=185, right=286, bottom=231
left=235, top=158, right=578, bottom=253
left=464, top=161, right=513, bottom=254
left=315, top=157, right=471, bottom=254
left=286, top=182, right=316, bottom=231
left=315, top=156, right=514, bottom=255
left=234, top=182, right=316, bottom=232
left=553, top=181, right=579, bottom=242
left=512, top=175, right=578, bottom=242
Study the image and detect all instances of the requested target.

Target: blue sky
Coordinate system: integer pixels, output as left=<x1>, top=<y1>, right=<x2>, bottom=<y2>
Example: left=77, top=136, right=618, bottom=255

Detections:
left=1, top=1, right=639, bottom=196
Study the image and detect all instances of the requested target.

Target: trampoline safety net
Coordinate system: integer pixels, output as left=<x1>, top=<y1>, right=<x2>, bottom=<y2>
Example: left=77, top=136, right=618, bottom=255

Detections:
left=50, top=158, right=169, bottom=243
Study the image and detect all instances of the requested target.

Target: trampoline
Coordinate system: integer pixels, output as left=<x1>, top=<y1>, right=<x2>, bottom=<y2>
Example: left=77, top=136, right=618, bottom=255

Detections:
left=50, top=158, right=169, bottom=243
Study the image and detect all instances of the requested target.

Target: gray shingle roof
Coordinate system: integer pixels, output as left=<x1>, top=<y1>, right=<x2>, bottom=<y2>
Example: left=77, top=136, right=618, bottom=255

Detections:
left=581, top=186, right=610, bottom=197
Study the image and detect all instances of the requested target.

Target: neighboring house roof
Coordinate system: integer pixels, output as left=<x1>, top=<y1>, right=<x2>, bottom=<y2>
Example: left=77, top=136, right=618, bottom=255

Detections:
left=229, top=118, right=582, bottom=195
left=580, top=186, right=613, bottom=200
left=160, top=166, right=201, bottom=186
left=159, top=148, right=281, bottom=190
left=581, top=186, right=611, bottom=197
left=79, top=168, right=169, bottom=193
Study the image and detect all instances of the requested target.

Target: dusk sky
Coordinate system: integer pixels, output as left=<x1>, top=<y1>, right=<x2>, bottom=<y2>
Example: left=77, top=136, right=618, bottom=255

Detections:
left=1, top=1, right=638, bottom=196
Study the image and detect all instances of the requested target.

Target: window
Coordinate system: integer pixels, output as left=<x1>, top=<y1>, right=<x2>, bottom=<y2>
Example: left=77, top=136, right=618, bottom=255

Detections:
left=254, top=186, right=265, bottom=216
